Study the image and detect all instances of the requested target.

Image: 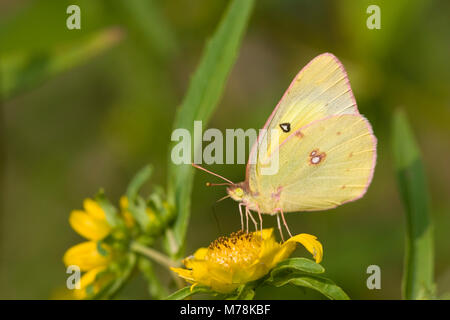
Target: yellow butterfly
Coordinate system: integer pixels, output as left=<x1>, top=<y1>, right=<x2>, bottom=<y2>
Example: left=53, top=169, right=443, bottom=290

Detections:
left=194, top=53, right=377, bottom=240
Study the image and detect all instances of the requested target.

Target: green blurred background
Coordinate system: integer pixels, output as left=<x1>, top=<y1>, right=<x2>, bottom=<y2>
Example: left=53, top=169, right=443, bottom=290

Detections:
left=0, top=0, right=449, bottom=299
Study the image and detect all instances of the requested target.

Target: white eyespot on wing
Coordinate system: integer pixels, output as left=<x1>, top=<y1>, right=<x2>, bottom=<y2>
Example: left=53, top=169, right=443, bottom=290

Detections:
left=311, top=156, right=321, bottom=164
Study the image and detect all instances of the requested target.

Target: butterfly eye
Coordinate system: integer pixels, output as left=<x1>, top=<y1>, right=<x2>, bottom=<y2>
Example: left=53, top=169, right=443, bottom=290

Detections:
left=279, top=123, right=291, bottom=133
left=235, top=187, right=244, bottom=197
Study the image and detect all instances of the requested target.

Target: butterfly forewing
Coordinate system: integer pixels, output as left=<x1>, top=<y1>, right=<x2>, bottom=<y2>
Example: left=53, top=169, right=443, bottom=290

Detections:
left=248, top=53, right=360, bottom=193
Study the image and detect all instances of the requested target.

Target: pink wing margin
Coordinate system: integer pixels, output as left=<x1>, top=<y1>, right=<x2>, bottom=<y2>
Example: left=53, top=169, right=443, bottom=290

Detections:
left=245, top=53, right=375, bottom=201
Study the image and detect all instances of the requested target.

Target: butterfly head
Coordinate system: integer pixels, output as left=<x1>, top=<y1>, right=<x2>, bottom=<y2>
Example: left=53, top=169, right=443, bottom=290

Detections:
left=227, top=183, right=248, bottom=202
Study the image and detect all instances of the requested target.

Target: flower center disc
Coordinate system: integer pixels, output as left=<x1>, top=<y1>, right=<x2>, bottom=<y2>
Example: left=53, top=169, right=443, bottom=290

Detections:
left=206, top=231, right=262, bottom=268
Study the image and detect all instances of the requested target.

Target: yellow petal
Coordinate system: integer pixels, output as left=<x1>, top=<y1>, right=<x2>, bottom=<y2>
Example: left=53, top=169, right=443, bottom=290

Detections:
left=170, top=267, right=194, bottom=282
left=193, top=247, right=208, bottom=260
left=73, top=266, right=106, bottom=300
left=257, top=235, right=283, bottom=264
left=206, top=263, right=233, bottom=285
left=209, top=280, right=240, bottom=294
left=183, top=248, right=208, bottom=269
left=285, top=233, right=323, bottom=263
left=119, top=196, right=129, bottom=210
left=119, top=196, right=136, bottom=228
left=63, top=241, right=110, bottom=271
left=190, top=283, right=198, bottom=292
left=69, top=210, right=111, bottom=240
left=83, top=198, right=106, bottom=220
left=267, top=241, right=297, bottom=269
left=259, top=228, right=275, bottom=240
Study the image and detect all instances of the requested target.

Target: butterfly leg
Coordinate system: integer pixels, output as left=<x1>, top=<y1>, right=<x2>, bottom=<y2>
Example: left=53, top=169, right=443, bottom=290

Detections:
left=279, top=208, right=293, bottom=238
left=246, top=207, right=258, bottom=232
left=257, top=206, right=263, bottom=233
left=245, top=206, right=249, bottom=233
left=238, top=203, right=245, bottom=231
left=276, top=212, right=285, bottom=242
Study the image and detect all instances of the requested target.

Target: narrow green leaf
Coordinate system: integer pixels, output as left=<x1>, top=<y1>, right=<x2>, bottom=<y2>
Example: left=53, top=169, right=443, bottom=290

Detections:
left=125, top=165, right=153, bottom=230
left=128, top=198, right=151, bottom=231
left=1, top=27, right=123, bottom=100
left=95, top=191, right=122, bottom=228
left=90, top=253, right=137, bottom=300
left=118, top=0, right=178, bottom=58
left=165, top=285, right=213, bottom=300
left=270, top=258, right=325, bottom=279
left=226, top=284, right=255, bottom=300
left=126, top=164, right=153, bottom=201
left=166, top=0, right=255, bottom=257
left=138, top=257, right=168, bottom=299
left=392, top=110, right=435, bottom=299
left=268, top=273, right=350, bottom=300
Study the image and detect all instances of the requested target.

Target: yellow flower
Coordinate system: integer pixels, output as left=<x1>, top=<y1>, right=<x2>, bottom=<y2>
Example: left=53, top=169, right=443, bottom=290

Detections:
left=171, top=229, right=323, bottom=293
left=120, top=196, right=135, bottom=228
left=63, top=198, right=115, bottom=299
left=63, top=241, right=111, bottom=271
left=69, top=199, right=111, bottom=240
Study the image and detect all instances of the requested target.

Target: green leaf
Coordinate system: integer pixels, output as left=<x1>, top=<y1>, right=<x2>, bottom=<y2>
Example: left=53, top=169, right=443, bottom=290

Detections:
left=96, top=241, right=109, bottom=257
left=129, top=198, right=152, bottom=231
left=126, top=164, right=153, bottom=201
left=165, top=285, right=213, bottom=300
left=269, top=258, right=325, bottom=279
left=90, top=253, right=137, bottom=300
left=1, top=27, right=123, bottom=100
left=166, top=0, right=255, bottom=257
left=226, top=284, right=255, bottom=300
left=268, top=273, right=350, bottom=300
left=117, top=0, right=178, bottom=59
left=391, top=110, right=435, bottom=299
left=126, top=165, right=153, bottom=230
left=95, top=191, right=122, bottom=228
left=138, top=257, right=168, bottom=299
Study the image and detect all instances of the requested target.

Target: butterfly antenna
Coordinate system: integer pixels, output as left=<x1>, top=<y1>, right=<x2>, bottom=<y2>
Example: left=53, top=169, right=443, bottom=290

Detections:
left=211, top=204, right=222, bottom=234
left=191, top=163, right=234, bottom=184
left=206, top=182, right=231, bottom=187
left=216, top=194, right=231, bottom=202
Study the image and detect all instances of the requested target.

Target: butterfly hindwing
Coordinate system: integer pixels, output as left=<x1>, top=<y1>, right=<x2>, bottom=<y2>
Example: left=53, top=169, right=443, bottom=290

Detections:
left=251, top=114, right=376, bottom=213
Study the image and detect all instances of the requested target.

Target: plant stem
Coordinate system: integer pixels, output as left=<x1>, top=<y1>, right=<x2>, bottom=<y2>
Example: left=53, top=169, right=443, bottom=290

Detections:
left=131, top=242, right=181, bottom=269
left=132, top=242, right=185, bottom=289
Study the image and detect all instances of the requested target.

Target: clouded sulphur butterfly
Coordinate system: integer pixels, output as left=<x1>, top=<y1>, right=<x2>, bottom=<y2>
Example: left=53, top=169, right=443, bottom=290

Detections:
left=194, top=53, right=377, bottom=239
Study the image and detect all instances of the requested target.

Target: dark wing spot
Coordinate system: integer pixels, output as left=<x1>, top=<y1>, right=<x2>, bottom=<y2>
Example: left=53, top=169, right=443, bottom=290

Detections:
left=337, top=131, right=341, bottom=135
left=279, top=123, right=291, bottom=133
left=341, top=185, right=346, bottom=189
left=295, top=131, right=304, bottom=138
